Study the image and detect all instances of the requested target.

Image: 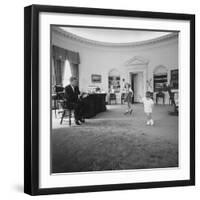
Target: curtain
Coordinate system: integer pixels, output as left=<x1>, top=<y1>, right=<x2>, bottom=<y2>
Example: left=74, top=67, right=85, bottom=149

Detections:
left=52, top=45, right=80, bottom=64
left=70, top=63, right=79, bottom=78
left=54, top=59, right=63, bottom=85
left=52, top=46, right=67, bottom=61
left=67, top=50, right=80, bottom=65
left=52, top=45, right=80, bottom=86
left=52, top=59, right=56, bottom=92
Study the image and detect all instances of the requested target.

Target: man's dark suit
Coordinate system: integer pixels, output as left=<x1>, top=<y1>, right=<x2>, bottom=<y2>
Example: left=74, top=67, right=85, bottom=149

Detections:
left=64, top=84, right=84, bottom=121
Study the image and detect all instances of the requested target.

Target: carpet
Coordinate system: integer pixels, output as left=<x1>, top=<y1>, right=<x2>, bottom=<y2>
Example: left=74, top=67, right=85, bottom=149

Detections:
left=52, top=105, right=178, bottom=173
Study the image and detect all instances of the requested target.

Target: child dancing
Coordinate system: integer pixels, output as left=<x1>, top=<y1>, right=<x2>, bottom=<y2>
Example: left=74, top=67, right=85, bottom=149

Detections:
left=124, top=83, right=133, bottom=115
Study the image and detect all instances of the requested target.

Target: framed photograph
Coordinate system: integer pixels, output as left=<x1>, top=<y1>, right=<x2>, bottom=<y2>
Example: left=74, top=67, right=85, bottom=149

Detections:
left=91, top=74, right=102, bottom=83
left=24, top=4, right=195, bottom=195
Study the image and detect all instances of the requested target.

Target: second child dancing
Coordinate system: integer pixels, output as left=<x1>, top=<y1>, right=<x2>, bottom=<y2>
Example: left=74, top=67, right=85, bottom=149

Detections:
left=124, top=83, right=133, bottom=115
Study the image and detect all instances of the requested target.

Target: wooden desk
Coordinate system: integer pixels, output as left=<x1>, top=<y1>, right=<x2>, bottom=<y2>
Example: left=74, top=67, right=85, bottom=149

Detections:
left=52, top=93, right=107, bottom=119
left=83, top=93, right=107, bottom=118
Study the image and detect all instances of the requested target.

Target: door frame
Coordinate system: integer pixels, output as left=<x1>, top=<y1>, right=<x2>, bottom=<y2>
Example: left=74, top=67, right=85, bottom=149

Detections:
left=129, top=71, right=146, bottom=102
left=126, top=68, right=147, bottom=102
left=130, top=73, right=137, bottom=103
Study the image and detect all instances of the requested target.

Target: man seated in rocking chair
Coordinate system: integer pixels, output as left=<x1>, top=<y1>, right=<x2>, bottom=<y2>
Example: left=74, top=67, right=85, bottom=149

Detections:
left=64, top=76, right=86, bottom=125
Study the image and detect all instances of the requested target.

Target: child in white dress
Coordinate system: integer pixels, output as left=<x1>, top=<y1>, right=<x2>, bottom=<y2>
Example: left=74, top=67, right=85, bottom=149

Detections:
left=142, top=91, right=154, bottom=126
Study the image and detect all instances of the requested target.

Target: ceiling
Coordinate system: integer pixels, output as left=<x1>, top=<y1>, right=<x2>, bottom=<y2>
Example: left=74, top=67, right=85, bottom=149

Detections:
left=60, top=27, right=173, bottom=44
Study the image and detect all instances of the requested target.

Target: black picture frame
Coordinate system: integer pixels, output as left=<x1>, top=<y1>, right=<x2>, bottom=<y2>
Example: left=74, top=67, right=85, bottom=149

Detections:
left=24, top=4, right=195, bottom=195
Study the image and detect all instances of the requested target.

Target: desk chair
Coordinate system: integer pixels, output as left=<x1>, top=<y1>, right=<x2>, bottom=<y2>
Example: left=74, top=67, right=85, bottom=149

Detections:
left=58, top=100, right=73, bottom=126
left=156, top=92, right=165, bottom=104
left=52, top=85, right=64, bottom=118
left=52, top=94, right=57, bottom=117
left=109, top=93, right=117, bottom=104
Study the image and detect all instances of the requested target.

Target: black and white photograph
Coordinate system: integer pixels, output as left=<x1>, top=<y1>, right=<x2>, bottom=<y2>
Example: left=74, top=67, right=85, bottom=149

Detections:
left=51, top=25, right=179, bottom=174
left=0, top=0, right=198, bottom=198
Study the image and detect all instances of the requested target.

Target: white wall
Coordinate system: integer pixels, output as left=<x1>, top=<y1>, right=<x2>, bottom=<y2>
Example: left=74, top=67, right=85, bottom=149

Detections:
left=1, top=0, right=199, bottom=200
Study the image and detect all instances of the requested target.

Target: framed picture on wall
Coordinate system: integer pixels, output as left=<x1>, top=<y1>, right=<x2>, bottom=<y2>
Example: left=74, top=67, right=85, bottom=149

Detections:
left=91, top=74, right=102, bottom=83
left=24, top=4, right=195, bottom=195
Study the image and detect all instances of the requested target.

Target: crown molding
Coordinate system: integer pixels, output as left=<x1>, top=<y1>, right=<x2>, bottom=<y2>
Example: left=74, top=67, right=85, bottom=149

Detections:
left=52, top=26, right=178, bottom=48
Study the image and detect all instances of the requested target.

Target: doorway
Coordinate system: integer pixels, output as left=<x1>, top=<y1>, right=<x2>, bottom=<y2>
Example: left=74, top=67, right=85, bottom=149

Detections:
left=130, top=73, right=137, bottom=103
left=130, top=72, right=144, bottom=103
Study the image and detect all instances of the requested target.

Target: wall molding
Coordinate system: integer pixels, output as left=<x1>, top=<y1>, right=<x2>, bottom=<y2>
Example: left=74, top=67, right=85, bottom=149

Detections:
left=125, top=56, right=149, bottom=66
left=52, top=26, right=178, bottom=49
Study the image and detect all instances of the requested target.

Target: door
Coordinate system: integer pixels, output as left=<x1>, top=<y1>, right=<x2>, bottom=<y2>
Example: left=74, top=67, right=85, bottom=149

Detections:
left=130, top=73, right=137, bottom=103
left=130, top=72, right=144, bottom=103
